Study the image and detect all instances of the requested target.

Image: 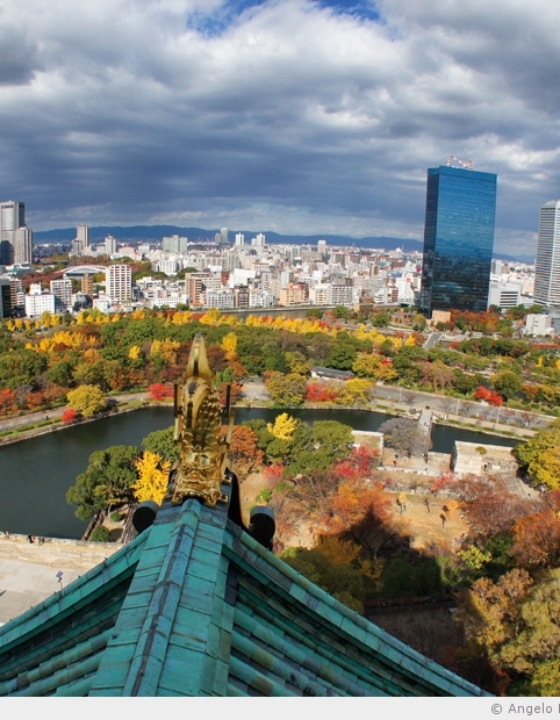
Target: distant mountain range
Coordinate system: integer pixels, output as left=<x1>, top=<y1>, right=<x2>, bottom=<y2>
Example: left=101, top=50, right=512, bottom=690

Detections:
left=33, top=225, right=530, bottom=264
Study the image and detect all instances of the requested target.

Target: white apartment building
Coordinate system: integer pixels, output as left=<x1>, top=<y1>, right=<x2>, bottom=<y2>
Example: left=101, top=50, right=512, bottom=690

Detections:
left=249, top=288, right=275, bottom=308
left=106, top=264, right=132, bottom=302
left=203, top=289, right=235, bottom=309
left=309, top=283, right=330, bottom=305
left=50, top=279, right=73, bottom=311
left=25, top=292, right=56, bottom=317
left=156, top=256, right=180, bottom=276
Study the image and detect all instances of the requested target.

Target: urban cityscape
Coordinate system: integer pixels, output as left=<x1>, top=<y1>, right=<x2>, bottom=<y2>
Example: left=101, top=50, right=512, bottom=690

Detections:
left=0, top=160, right=557, bottom=337
left=3, top=0, right=560, bottom=703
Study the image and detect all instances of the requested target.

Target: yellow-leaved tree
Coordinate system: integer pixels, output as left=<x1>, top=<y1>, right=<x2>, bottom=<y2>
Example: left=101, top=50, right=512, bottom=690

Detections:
left=267, top=412, right=297, bottom=440
left=221, top=332, right=238, bottom=362
left=133, top=451, right=171, bottom=505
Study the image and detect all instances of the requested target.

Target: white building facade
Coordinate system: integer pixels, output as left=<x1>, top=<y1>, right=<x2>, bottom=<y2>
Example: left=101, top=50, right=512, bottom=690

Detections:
left=534, top=200, right=560, bottom=306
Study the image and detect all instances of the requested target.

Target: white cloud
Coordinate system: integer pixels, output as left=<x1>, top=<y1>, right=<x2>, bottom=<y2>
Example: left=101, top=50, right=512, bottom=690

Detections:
left=0, top=0, right=559, bottom=258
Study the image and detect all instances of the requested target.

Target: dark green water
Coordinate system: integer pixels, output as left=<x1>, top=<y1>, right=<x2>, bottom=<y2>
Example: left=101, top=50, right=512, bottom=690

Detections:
left=0, top=406, right=516, bottom=539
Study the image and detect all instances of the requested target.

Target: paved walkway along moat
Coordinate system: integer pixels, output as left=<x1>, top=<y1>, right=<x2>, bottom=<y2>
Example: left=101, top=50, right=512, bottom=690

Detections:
left=0, top=535, right=119, bottom=624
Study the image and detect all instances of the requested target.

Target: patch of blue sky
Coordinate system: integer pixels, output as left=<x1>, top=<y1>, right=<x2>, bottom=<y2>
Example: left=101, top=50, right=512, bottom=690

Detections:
left=186, top=0, right=269, bottom=37
left=187, top=1, right=381, bottom=37
left=313, top=1, right=381, bottom=23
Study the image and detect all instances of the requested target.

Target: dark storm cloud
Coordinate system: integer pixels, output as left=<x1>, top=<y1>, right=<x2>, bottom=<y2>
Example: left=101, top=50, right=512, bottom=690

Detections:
left=0, top=24, right=42, bottom=85
left=0, top=0, right=559, bottom=256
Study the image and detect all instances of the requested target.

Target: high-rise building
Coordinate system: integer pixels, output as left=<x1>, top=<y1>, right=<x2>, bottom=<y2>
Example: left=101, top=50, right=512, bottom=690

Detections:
left=106, top=264, right=132, bottom=302
left=105, top=235, right=117, bottom=257
left=534, top=200, right=560, bottom=306
left=77, top=225, right=89, bottom=248
left=419, top=165, right=497, bottom=316
left=50, top=279, right=73, bottom=312
left=0, top=201, right=29, bottom=265
left=13, top=226, right=33, bottom=264
left=162, top=235, right=189, bottom=253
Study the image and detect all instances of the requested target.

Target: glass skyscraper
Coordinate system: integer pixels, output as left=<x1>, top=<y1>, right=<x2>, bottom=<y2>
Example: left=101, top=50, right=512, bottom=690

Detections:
left=419, top=165, right=497, bottom=316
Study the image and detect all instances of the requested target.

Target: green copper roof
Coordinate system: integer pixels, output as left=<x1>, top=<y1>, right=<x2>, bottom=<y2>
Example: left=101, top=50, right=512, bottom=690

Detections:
left=0, top=483, right=489, bottom=697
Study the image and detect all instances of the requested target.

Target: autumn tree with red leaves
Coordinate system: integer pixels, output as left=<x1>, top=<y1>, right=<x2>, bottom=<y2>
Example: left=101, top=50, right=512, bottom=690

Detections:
left=61, top=408, right=77, bottom=424
left=148, top=383, right=173, bottom=401
left=306, top=381, right=339, bottom=403
left=474, top=386, right=503, bottom=406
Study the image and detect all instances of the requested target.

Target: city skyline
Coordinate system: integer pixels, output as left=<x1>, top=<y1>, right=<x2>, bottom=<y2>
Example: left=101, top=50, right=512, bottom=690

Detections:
left=2, top=1, right=560, bottom=257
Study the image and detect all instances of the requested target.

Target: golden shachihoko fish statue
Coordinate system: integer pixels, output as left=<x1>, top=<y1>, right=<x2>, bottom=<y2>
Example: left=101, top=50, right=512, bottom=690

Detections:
left=171, top=333, right=231, bottom=506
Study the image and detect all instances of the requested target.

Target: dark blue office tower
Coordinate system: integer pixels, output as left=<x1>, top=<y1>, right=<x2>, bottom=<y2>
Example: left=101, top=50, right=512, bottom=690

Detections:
left=419, top=165, right=497, bottom=317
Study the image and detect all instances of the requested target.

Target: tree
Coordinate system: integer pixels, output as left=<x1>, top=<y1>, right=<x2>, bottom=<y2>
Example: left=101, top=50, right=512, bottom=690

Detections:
left=514, top=419, right=560, bottom=490
left=66, top=445, right=141, bottom=520
left=284, top=351, right=310, bottom=376
left=267, top=412, right=297, bottom=440
left=324, top=339, right=358, bottom=370
left=306, top=381, right=339, bottom=403
left=142, top=426, right=180, bottom=464
left=265, top=372, right=307, bottom=406
left=133, top=450, right=171, bottom=505
left=66, top=384, right=107, bottom=417
left=286, top=420, right=354, bottom=477
left=379, top=417, right=426, bottom=456
left=492, top=371, right=523, bottom=401
left=229, top=425, right=263, bottom=474
left=281, top=536, right=379, bottom=614
left=148, top=383, right=173, bottom=401
left=460, top=476, right=533, bottom=538
left=61, top=408, right=77, bottom=424
left=510, top=510, right=560, bottom=567
left=457, top=568, right=560, bottom=694
left=336, top=378, right=373, bottom=405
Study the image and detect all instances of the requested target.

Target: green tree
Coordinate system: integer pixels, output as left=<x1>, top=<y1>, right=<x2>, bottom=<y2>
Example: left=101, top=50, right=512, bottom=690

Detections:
left=492, top=371, right=523, bottom=401
left=66, top=445, right=141, bottom=520
left=66, top=384, right=107, bottom=416
left=0, top=348, right=47, bottom=390
left=142, top=426, right=180, bottom=464
left=286, top=420, right=353, bottom=476
left=332, top=306, right=352, bottom=320
left=325, top=337, right=359, bottom=370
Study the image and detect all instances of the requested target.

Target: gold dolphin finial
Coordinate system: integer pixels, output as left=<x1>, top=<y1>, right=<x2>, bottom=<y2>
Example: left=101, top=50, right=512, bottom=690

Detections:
left=171, top=334, right=231, bottom=506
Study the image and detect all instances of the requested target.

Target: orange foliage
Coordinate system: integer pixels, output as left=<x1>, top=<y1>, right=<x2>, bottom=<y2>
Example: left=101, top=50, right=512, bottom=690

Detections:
left=306, top=382, right=339, bottom=403
left=148, top=383, right=174, bottom=401
left=510, top=510, right=560, bottom=567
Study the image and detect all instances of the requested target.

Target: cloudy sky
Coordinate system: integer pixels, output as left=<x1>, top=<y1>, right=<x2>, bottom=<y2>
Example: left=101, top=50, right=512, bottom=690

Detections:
left=2, top=0, right=560, bottom=256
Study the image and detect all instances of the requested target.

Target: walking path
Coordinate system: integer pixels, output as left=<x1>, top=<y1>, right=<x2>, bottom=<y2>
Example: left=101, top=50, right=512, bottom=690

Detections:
left=0, top=534, right=119, bottom=624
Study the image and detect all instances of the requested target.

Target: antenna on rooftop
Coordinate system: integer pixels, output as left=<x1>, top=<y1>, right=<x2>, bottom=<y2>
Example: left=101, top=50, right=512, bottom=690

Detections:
left=446, top=155, right=474, bottom=170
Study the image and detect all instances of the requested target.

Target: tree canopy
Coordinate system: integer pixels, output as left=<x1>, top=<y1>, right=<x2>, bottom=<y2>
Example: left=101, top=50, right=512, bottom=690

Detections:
left=66, top=444, right=140, bottom=520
